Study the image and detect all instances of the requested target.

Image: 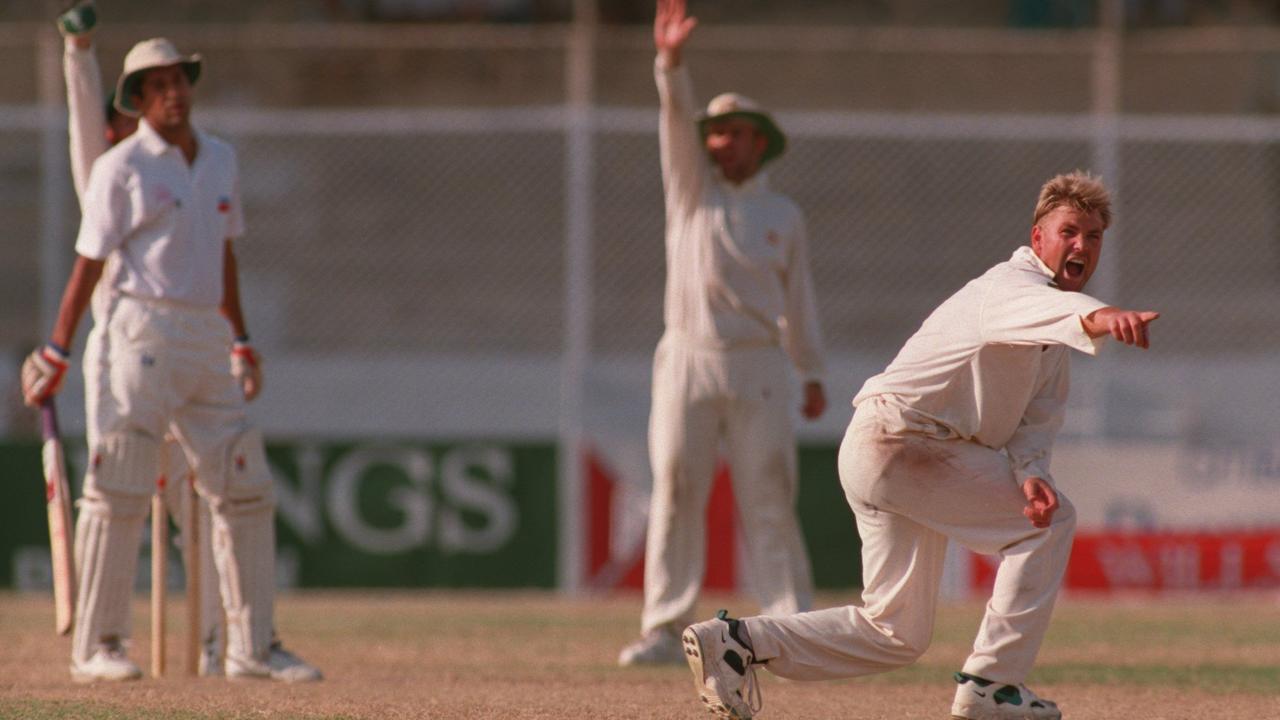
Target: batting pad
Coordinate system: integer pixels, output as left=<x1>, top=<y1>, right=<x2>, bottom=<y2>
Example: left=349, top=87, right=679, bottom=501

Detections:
left=211, top=498, right=276, bottom=663
left=87, top=431, right=162, bottom=497
left=70, top=494, right=149, bottom=664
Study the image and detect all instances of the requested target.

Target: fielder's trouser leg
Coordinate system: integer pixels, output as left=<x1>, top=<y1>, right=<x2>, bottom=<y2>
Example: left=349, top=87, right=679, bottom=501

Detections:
left=724, top=373, right=813, bottom=617
left=640, top=341, right=723, bottom=635
left=70, top=433, right=162, bottom=665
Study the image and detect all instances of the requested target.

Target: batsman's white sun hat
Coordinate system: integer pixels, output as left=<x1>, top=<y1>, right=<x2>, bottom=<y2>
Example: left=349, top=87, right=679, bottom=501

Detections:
left=697, top=92, right=787, bottom=165
left=113, top=37, right=202, bottom=117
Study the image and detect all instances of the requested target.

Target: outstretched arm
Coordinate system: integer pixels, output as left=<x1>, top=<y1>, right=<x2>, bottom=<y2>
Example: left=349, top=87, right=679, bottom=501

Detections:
left=60, top=1, right=108, bottom=202
left=1082, top=307, right=1160, bottom=349
left=653, top=0, right=707, bottom=212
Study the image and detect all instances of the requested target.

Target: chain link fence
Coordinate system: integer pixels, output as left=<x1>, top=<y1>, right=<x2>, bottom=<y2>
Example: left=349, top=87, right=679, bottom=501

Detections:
left=0, top=24, right=1277, bottom=443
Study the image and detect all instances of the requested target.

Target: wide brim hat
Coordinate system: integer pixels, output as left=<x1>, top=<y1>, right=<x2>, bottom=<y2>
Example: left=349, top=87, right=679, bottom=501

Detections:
left=697, top=92, right=787, bottom=166
left=114, top=37, right=202, bottom=117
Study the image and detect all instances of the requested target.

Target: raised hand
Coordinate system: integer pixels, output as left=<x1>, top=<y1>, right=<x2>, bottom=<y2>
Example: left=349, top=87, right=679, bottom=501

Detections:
left=655, top=0, right=698, bottom=66
left=1083, top=307, right=1160, bottom=349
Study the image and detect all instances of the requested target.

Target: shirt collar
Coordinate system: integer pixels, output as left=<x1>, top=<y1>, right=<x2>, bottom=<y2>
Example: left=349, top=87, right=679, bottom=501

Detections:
left=718, top=168, right=769, bottom=195
left=136, top=118, right=203, bottom=161
left=1012, top=245, right=1056, bottom=282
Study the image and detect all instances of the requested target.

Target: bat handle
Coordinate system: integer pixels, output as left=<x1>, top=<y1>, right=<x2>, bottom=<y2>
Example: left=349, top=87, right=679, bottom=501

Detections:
left=40, top=401, right=59, bottom=442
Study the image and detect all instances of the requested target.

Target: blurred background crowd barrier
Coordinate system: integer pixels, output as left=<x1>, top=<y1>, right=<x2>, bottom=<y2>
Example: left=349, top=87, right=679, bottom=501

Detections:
left=0, top=0, right=1277, bottom=596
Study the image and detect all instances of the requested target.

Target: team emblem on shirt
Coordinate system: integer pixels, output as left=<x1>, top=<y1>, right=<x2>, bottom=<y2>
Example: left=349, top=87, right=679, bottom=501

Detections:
left=767, top=231, right=780, bottom=246
left=217, top=196, right=232, bottom=213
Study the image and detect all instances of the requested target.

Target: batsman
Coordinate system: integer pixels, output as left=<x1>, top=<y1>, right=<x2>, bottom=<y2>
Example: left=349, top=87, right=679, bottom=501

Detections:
left=21, top=31, right=319, bottom=684
left=618, top=0, right=828, bottom=666
left=55, top=0, right=227, bottom=676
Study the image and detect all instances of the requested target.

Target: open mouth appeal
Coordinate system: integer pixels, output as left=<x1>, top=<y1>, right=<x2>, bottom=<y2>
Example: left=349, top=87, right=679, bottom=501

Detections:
left=1063, top=258, right=1086, bottom=281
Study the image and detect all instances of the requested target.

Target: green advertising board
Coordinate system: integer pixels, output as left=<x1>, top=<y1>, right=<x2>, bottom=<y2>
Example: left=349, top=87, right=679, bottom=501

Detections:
left=0, top=439, right=856, bottom=590
left=0, top=439, right=558, bottom=590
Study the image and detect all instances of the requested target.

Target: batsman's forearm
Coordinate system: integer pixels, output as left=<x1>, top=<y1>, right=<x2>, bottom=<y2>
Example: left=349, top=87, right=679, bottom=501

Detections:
left=220, top=239, right=249, bottom=340
left=49, top=256, right=104, bottom=350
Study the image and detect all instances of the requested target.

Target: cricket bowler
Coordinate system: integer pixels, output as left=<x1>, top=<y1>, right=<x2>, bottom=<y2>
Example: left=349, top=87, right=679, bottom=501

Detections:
left=681, top=171, right=1160, bottom=720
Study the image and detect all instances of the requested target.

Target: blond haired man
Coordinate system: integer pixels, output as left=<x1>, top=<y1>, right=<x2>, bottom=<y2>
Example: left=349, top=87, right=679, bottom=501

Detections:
left=22, top=36, right=318, bottom=684
left=617, top=0, right=828, bottom=666
left=681, top=173, right=1159, bottom=720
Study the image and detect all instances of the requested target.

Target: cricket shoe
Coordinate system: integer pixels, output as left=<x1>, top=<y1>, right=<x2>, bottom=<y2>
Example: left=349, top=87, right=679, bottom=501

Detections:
left=70, top=638, right=142, bottom=683
left=227, top=641, right=322, bottom=683
left=951, top=671, right=1061, bottom=720
left=618, top=625, right=685, bottom=666
left=682, top=610, right=762, bottom=720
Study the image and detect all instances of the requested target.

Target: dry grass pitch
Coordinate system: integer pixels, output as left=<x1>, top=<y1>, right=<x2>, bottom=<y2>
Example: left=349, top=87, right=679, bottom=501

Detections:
left=3, top=590, right=1280, bottom=719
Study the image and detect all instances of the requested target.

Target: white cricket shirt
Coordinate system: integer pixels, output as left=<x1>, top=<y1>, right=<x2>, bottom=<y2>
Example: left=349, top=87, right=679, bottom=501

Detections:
left=853, top=246, right=1109, bottom=484
left=655, top=57, right=825, bottom=382
left=75, top=119, right=245, bottom=308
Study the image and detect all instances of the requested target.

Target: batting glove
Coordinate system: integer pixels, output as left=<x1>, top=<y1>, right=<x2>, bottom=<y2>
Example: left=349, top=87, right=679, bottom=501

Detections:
left=21, top=344, right=70, bottom=408
left=231, top=340, right=263, bottom=402
left=56, top=1, right=97, bottom=37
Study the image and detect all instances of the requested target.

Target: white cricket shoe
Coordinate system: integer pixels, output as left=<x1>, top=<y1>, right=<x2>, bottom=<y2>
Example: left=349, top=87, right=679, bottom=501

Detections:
left=618, top=625, right=685, bottom=666
left=682, top=610, right=762, bottom=720
left=951, top=671, right=1061, bottom=720
left=226, top=641, right=322, bottom=683
left=70, top=639, right=142, bottom=683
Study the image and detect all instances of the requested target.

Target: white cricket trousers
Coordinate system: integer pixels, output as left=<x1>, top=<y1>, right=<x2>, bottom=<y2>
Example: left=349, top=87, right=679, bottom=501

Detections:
left=72, top=295, right=276, bottom=667
left=641, top=335, right=813, bottom=635
left=743, top=398, right=1076, bottom=686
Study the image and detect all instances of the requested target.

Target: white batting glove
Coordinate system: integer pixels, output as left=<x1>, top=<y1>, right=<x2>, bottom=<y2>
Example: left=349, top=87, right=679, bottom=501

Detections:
left=56, top=1, right=97, bottom=37
left=21, top=344, right=71, bottom=408
left=231, top=340, right=263, bottom=402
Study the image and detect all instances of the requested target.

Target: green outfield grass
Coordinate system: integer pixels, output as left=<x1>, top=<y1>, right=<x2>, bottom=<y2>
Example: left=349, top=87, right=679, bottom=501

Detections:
left=2, top=590, right=1278, bottom=719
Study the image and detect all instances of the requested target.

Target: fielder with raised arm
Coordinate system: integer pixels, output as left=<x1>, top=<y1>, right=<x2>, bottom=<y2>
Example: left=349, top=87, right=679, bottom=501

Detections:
left=21, top=34, right=319, bottom=684
left=682, top=172, right=1160, bottom=720
left=55, top=0, right=228, bottom=677
left=618, top=0, right=828, bottom=667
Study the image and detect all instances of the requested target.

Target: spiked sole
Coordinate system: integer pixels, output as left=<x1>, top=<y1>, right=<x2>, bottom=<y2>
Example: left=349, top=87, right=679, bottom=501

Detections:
left=682, top=627, right=750, bottom=720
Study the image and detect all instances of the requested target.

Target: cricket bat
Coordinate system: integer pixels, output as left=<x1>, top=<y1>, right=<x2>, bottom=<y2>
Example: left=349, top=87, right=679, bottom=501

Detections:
left=39, top=401, right=76, bottom=636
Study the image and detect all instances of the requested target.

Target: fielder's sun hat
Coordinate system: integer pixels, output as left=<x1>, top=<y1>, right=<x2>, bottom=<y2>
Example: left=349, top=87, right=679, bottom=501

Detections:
left=697, top=92, right=787, bottom=165
left=113, top=37, right=202, bottom=116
